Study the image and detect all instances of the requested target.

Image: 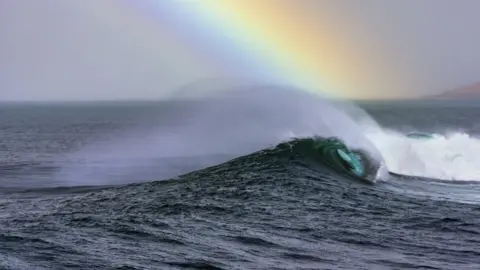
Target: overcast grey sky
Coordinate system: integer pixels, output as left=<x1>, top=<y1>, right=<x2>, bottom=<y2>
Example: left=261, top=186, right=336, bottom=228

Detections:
left=1, top=0, right=480, bottom=101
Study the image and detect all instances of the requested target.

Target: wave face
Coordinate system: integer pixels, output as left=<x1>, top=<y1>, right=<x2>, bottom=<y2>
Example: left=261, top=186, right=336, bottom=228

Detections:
left=251, top=137, right=382, bottom=183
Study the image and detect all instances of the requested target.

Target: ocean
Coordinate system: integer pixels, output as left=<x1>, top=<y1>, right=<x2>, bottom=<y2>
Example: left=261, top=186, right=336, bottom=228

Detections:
left=1, top=88, right=480, bottom=270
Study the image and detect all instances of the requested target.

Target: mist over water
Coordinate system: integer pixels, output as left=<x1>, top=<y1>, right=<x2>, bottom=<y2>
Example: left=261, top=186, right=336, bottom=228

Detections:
left=56, top=82, right=386, bottom=186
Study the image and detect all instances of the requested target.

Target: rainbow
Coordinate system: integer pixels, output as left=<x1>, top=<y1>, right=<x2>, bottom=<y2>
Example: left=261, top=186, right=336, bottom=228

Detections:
left=74, top=1, right=408, bottom=99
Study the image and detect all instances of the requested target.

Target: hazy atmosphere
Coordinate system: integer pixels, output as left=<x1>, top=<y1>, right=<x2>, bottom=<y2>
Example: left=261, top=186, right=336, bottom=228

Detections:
left=3, top=2, right=480, bottom=269
left=2, top=0, right=480, bottom=101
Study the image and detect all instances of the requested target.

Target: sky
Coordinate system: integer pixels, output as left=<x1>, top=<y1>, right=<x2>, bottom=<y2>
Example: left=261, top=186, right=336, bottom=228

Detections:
left=1, top=0, right=480, bottom=101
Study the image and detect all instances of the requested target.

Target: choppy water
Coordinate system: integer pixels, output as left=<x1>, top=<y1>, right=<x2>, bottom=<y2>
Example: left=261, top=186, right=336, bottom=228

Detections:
left=1, top=90, right=480, bottom=270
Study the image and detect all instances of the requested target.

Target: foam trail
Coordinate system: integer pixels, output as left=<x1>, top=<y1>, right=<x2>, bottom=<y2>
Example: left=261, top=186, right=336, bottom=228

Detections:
left=56, top=82, right=387, bottom=186
left=365, top=129, right=480, bottom=181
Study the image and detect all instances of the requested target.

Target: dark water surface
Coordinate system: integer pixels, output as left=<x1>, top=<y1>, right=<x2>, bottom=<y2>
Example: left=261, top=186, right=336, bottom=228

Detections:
left=1, top=100, right=480, bottom=270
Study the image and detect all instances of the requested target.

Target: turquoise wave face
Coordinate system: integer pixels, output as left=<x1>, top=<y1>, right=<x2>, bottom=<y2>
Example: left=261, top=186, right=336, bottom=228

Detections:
left=309, top=137, right=377, bottom=182
left=256, top=137, right=379, bottom=183
left=336, top=149, right=365, bottom=177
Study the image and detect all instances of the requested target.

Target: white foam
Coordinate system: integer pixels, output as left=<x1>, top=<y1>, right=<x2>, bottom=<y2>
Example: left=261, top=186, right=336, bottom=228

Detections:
left=365, top=129, right=480, bottom=181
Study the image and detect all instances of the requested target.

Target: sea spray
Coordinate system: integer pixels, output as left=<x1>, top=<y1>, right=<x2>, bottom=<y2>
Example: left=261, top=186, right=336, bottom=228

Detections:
left=57, top=81, right=388, bottom=185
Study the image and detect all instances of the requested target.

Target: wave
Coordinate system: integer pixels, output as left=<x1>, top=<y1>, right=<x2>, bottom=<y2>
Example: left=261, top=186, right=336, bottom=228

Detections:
left=55, top=83, right=388, bottom=186
left=52, top=81, right=478, bottom=186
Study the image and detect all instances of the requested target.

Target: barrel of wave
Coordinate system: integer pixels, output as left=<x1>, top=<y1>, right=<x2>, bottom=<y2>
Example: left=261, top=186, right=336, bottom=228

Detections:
left=313, top=137, right=389, bottom=183
left=325, top=101, right=390, bottom=182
